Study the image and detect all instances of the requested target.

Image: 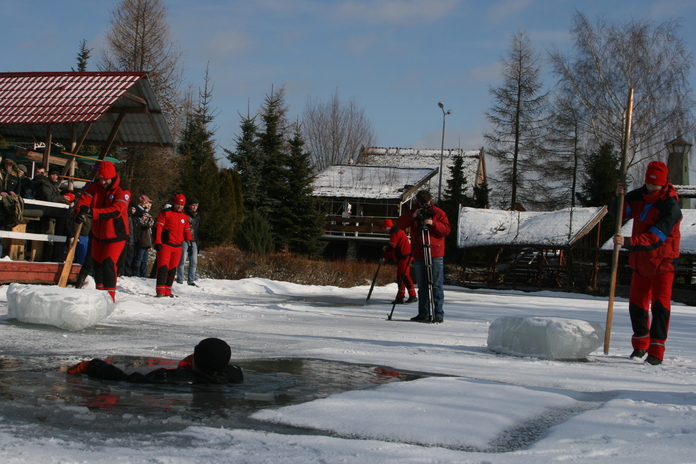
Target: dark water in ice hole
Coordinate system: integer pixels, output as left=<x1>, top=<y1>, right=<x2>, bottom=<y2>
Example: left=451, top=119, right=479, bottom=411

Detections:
left=0, top=356, right=425, bottom=435
left=0, top=355, right=602, bottom=452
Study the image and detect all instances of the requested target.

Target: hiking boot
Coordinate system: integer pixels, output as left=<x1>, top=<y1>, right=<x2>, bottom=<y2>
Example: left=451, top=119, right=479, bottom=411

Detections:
left=155, top=294, right=165, bottom=298
left=630, top=349, right=647, bottom=359
left=406, top=296, right=418, bottom=304
left=188, top=282, right=198, bottom=287
left=645, top=355, right=662, bottom=365
left=391, top=297, right=405, bottom=304
left=410, top=314, right=431, bottom=323
left=433, top=317, right=443, bottom=323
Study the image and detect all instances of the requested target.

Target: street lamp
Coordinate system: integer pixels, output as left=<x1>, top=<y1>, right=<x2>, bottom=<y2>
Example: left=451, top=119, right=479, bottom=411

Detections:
left=437, top=101, right=452, bottom=202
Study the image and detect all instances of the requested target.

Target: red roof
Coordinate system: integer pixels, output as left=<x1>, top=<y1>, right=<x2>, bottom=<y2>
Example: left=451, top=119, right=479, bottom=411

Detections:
left=0, top=71, right=146, bottom=125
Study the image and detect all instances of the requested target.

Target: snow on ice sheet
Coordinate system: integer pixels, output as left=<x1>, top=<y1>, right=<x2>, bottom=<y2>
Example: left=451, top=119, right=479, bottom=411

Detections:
left=6, top=283, right=114, bottom=331
left=252, top=376, right=577, bottom=449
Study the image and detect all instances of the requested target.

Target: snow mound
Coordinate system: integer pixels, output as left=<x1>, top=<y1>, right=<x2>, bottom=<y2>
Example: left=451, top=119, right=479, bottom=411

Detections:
left=6, top=283, right=114, bottom=331
left=487, top=316, right=604, bottom=359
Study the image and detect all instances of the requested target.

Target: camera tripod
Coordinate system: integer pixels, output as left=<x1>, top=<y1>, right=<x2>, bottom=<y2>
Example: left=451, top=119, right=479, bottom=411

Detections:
left=419, top=222, right=436, bottom=323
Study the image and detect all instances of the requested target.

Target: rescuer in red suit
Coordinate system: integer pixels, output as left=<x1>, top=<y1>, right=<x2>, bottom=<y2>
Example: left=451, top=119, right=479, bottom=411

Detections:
left=382, top=219, right=417, bottom=304
left=154, top=194, right=193, bottom=297
left=75, top=161, right=131, bottom=302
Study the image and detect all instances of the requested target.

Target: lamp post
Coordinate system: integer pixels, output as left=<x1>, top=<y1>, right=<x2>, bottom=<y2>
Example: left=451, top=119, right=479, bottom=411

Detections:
left=437, top=102, right=452, bottom=202
left=666, top=130, right=692, bottom=209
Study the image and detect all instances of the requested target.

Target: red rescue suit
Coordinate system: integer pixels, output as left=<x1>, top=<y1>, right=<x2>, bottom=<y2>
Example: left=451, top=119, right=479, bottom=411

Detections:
left=383, top=227, right=416, bottom=299
left=154, top=208, right=193, bottom=296
left=614, top=184, right=682, bottom=360
left=75, top=175, right=131, bottom=302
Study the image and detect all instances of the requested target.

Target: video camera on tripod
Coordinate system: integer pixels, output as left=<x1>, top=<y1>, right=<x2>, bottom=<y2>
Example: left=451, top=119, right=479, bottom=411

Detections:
left=417, top=203, right=434, bottom=229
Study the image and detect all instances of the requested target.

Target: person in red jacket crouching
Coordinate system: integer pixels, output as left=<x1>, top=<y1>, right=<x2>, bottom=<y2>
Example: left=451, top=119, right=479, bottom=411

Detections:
left=75, top=161, right=131, bottom=302
left=154, top=194, right=193, bottom=297
left=611, top=161, right=682, bottom=366
left=382, top=219, right=417, bottom=305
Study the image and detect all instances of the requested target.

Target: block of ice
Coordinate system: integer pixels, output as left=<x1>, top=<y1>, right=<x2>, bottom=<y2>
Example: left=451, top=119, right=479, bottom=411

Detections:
left=487, top=316, right=604, bottom=359
left=6, top=283, right=114, bottom=331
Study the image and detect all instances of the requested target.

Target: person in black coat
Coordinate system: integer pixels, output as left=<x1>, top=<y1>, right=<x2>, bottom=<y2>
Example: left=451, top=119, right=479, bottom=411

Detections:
left=67, top=338, right=243, bottom=385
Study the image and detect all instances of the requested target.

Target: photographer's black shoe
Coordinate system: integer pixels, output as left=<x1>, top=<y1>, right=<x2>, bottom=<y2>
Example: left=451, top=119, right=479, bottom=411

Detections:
left=433, top=317, right=443, bottom=323
left=410, top=314, right=431, bottom=323
left=391, top=297, right=405, bottom=304
left=630, top=349, right=647, bottom=359
left=406, top=296, right=418, bottom=304
left=645, top=355, right=662, bottom=365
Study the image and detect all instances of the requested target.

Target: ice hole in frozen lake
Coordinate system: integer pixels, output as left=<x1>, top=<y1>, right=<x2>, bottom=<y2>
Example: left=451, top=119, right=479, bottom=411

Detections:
left=0, top=356, right=426, bottom=435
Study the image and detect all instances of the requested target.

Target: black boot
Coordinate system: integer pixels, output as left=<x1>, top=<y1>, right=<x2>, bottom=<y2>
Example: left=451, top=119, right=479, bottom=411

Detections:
left=391, top=297, right=405, bottom=304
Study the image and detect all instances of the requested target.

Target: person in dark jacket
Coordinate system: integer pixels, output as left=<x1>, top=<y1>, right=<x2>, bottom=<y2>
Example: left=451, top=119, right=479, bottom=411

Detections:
left=382, top=219, right=417, bottom=305
left=396, top=190, right=451, bottom=323
left=0, top=158, right=22, bottom=196
left=154, top=194, right=193, bottom=297
left=611, top=161, right=682, bottom=366
left=66, top=338, right=243, bottom=385
left=131, top=194, right=155, bottom=277
left=177, top=197, right=200, bottom=286
left=74, top=161, right=131, bottom=302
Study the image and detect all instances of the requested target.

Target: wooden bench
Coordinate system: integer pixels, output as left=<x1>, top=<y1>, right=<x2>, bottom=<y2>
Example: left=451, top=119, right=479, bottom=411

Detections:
left=1, top=198, right=70, bottom=261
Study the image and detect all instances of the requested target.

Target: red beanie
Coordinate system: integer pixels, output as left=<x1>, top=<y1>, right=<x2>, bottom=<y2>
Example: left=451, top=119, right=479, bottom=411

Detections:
left=98, top=161, right=117, bottom=180
left=382, top=219, right=394, bottom=228
left=63, top=191, right=76, bottom=202
left=174, top=194, right=186, bottom=205
left=645, top=161, right=668, bottom=186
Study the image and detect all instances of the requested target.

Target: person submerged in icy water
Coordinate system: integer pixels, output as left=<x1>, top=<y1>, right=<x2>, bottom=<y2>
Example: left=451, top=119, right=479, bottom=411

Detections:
left=67, top=338, right=243, bottom=384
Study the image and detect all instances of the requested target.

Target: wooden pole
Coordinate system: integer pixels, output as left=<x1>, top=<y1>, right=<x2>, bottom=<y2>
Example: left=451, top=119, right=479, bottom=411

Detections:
left=604, top=88, right=634, bottom=354
left=57, top=223, right=83, bottom=288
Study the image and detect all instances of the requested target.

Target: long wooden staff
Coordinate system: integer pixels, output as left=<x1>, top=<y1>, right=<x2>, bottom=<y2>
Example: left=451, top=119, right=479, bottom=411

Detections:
left=57, top=223, right=83, bottom=287
left=604, top=88, right=634, bottom=354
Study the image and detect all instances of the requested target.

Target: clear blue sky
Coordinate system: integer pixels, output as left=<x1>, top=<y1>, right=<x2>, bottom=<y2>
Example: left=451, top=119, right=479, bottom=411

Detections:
left=2, top=0, right=695, bottom=162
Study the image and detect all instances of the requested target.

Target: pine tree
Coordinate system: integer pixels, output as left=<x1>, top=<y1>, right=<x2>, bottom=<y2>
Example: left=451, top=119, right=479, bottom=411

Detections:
left=277, top=124, right=325, bottom=254
left=257, top=87, right=291, bottom=244
left=203, top=169, right=244, bottom=246
left=235, top=211, right=274, bottom=255
left=178, top=70, right=242, bottom=246
left=576, top=143, right=620, bottom=207
left=484, top=30, right=547, bottom=210
left=72, top=39, right=91, bottom=72
left=440, top=154, right=472, bottom=264
left=224, top=112, right=264, bottom=213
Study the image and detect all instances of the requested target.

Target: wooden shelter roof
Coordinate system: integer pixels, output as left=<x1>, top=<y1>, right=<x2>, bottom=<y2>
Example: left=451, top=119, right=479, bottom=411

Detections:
left=0, top=71, right=174, bottom=148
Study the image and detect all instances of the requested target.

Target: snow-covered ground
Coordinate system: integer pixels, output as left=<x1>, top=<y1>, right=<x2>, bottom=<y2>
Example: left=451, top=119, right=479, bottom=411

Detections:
left=1, top=276, right=695, bottom=463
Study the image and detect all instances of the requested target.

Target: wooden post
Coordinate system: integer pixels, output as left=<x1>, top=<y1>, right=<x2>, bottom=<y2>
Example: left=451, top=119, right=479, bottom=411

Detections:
left=57, top=223, right=83, bottom=287
left=604, top=88, right=634, bottom=354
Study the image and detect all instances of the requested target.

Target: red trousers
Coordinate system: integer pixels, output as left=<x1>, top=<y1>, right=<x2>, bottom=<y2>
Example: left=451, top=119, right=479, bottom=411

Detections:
left=91, top=240, right=126, bottom=302
left=155, top=244, right=183, bottom=296
left=628, top=271, right=673, bottom=360
left=396, top=257, right=416, bottom=298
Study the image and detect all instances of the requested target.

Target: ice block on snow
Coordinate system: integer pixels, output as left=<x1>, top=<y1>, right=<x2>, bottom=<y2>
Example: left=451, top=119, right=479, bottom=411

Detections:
left=6, top=283, right=114, bottom=331
left=487, top=316, right=604, bottom=359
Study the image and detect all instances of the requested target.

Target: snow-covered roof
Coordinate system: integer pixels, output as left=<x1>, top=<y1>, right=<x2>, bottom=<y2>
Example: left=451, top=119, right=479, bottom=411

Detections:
left=674, top=185, right=696, bottom=198
left=312, top=165, right=436, bottom=200
left=358, top=147, right=483, bottom=197
left=457, top=207, right=607, bottom=249
left=600, top=209, right=696, bottom=255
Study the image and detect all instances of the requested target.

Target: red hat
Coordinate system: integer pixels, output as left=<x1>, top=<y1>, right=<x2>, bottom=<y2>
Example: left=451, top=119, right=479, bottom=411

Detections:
left=97, top=161, right=117, bottom=180
left=174, top=194, right=186, bottom=205
left=645, top=161, right=668, bottom=186
left=63, top=191, right=76, bottom=202
left=382, top=219, right=394, bottom=228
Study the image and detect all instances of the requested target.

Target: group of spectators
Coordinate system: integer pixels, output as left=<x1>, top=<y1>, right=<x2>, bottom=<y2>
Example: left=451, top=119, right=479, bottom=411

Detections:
left=0, top=155, right=201, bottom=300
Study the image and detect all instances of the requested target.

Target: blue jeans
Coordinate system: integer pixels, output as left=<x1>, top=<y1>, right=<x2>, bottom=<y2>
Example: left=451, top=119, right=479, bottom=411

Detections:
left=177, top=241, right=198, bottom=284
left=413, top=257, right=444, bottom=319
left=132, top=247, right=150, bottom=277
